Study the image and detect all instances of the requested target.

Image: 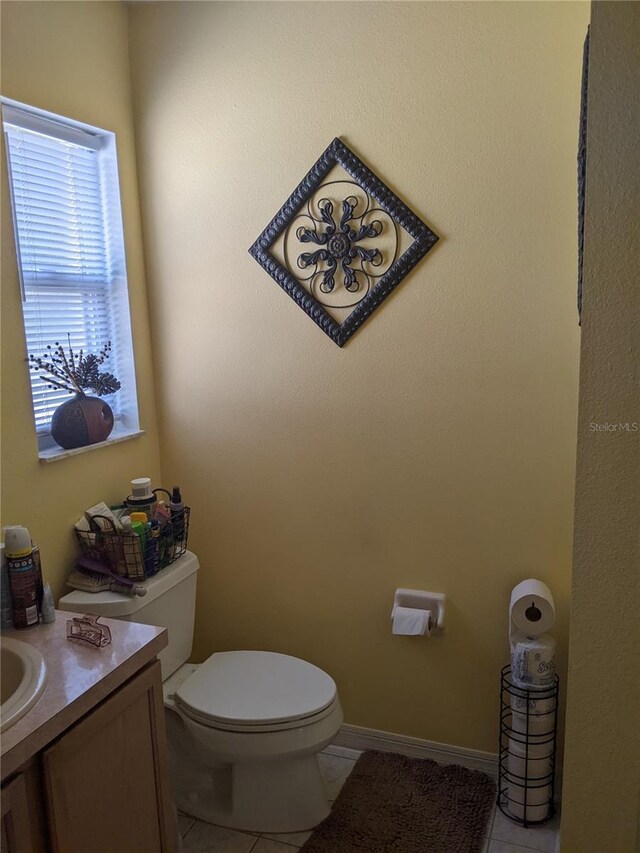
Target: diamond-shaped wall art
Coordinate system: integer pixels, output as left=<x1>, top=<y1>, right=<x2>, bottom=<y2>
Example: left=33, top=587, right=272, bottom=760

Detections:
left=249, top=138, right=439, bottom=347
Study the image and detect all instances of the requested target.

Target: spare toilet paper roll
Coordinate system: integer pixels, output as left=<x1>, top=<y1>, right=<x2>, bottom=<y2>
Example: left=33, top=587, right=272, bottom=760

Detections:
left=392, top=606, right=432, bottom=636
left=508, top=731, right=553, bottom=761
left=508, top=737, right=553, bottom=781
left=507, top=780, right=551, bottom=823
left=511, top=635, right=556, bottom=688
left=510, top=579, right=555, bottom=637
left=510, top=710, right=556, bottom=744
left=510, top=681, right=556, bottom=716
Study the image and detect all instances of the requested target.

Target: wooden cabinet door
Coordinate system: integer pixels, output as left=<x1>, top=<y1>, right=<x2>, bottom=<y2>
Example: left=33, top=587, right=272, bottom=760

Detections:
left=0, top=774, right=32, bottom=853
left=42, top=660, right=177, bottom=853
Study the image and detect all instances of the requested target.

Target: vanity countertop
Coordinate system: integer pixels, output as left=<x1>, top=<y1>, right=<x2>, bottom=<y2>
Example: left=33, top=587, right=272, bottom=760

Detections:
left=1, top=611, right=166, bottom=780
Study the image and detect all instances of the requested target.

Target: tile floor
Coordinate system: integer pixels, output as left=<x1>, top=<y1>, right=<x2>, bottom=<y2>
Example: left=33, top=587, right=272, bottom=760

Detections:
left=178, top=747, right=560, bottom=853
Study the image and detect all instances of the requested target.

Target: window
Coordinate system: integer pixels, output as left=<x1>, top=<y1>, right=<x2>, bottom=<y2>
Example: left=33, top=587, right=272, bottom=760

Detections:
left=2, top=99, right=139, bottom=455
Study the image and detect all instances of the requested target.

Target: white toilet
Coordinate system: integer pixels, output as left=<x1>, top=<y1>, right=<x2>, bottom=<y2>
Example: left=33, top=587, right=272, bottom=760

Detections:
left=59, top=551, right=343, bottom=833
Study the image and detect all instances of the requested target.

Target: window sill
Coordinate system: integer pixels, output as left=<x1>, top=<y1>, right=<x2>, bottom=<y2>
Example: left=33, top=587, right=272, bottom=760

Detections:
left=38, top=427, right=145, bottom=463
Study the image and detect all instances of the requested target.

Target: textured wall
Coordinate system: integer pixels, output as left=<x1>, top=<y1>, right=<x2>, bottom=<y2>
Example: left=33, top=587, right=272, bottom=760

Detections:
left=561, top=3, right=640, bottom=851
left=0, top=2, right=162, bottom=596
left=128, top=0, right=588, bottom=752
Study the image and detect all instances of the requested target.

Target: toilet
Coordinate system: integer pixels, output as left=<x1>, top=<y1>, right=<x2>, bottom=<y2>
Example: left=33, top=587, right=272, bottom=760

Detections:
left=58, top=551, right=343, bottom=833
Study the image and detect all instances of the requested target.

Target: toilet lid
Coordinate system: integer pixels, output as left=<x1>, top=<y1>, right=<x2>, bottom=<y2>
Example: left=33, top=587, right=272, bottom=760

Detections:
left=176, top=650, right=337, bottom=726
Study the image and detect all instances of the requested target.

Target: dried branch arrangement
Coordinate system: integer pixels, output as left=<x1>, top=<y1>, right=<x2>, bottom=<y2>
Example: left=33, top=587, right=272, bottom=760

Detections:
left=29, top=335, right=121, bottom=396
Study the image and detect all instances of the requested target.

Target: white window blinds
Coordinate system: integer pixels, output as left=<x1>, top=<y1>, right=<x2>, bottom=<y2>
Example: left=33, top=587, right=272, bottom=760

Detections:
left=2, top=102, right=138, bottom=439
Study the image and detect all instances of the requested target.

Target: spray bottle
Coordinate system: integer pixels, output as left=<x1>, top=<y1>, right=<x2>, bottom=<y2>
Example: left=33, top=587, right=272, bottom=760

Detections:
left=1, top=543, right=13, bottom=629
left=169, top=486, right=185, bottom=553
left=5, top=526, right=40, bottom=629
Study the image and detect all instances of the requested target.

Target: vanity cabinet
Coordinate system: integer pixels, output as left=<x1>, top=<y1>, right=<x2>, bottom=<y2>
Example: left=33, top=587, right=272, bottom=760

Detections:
left=43, top=659, right=175, bottom=853
left=1, top=773, right=31, bottom=853
left=0, top=760, right=47, bottom=853
left=2, top=660, right=176, bottom=853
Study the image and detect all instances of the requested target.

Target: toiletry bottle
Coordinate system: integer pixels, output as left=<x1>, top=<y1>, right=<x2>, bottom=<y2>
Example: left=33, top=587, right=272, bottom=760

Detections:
left=145, top=520, right=160, bottom=575
left=153, top=501, right=171, bottom=524
left=41, top=583, right=56, bottom=624
left=130, top=516, right=148, bottom=574
left=154, top=502, right=171, bottom=564
left=110, top=504, right=128, bottom=524
left=119, top=514, right=138, bottom=573
left=125, top=477, right=157, bottom=521
left=131, top=477, right=152, bottom=499
left=5, top=526, right=40, bottom=629
left=169, top=486, right=185, bottom=552
left=31, top=542, right=45, bottom=616
left=1, top=543, right=13, bottom=629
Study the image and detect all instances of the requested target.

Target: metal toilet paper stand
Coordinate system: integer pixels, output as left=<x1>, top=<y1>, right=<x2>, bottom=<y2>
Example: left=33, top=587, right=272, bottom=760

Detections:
left=498, top=666, right=559, bottom=827
left=501, top=578, right=558, bottom=826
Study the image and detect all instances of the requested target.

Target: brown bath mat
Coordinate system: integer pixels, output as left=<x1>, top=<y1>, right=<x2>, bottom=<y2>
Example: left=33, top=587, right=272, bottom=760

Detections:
left=302, top=751, right=495, bottom=853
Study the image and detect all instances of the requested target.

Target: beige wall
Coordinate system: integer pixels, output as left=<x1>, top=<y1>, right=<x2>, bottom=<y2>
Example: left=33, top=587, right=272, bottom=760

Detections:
left=128, top=1, right=588, bottom=751
left=561, top=3, right=640, bottom=851
left=0, top=1, right=162, bottom=597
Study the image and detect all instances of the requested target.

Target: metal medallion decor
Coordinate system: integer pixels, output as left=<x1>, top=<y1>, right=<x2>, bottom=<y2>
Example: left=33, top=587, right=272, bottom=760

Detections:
left=249, top=138, right=439, bottom=347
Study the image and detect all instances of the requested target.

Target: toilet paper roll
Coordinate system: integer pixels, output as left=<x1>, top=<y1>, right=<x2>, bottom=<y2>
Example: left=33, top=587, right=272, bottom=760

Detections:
left=507, top=781, right=551, bottom=823
left=509, top=682, right=556, bottom=717
left=510, top=579, right=555, bottom=636
left=511, top=635, right=556, bottom=688
left=507, top=731, right=553, bottom=762
left=508, top=737, right=553, bottom=780
left=510, top=710, right=555, bottom=745
left=392, top=607, right=432, bottom=636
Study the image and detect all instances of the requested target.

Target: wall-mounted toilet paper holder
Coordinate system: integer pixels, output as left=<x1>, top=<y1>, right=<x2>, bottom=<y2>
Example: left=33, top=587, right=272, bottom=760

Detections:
left=391, top=589, right=446, bottom=633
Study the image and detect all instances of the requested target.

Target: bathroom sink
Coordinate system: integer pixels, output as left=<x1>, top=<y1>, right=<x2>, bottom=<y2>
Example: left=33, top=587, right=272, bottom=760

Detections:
left=1, top=637, right=47, bottom=732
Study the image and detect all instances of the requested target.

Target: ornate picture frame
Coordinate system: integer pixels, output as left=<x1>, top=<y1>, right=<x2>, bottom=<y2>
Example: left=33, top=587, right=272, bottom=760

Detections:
left=249, top=138, right=439, bottom=347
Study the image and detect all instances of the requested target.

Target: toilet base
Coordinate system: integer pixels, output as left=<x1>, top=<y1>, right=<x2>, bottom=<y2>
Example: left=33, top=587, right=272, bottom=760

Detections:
left=173, top=753, right=331, bottom=833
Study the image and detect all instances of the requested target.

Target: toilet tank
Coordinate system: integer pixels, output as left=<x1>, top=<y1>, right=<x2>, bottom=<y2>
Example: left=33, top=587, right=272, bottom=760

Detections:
left=58, top=550, right=199, bottom=679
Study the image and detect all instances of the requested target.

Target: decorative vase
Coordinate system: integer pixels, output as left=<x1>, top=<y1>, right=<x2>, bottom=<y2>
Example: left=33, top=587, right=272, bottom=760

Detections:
left=50, top=393, right=114, bottom=450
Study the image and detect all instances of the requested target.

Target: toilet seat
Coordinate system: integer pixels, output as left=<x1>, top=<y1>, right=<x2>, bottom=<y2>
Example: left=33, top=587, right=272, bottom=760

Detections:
left=175, top=650, right=337, bottom=732
left=176, top=696, right=341, bottom=733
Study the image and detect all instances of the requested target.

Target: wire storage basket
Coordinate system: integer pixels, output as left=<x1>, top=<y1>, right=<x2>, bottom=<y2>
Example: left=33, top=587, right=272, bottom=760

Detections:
left=75, top=506, right=190, bottom=582
left=498, top=665, right=559, bottom=827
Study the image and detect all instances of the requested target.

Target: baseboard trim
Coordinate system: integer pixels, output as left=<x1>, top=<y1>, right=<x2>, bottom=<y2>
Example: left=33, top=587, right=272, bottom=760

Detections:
left=332, top=724, right=499, bottom=778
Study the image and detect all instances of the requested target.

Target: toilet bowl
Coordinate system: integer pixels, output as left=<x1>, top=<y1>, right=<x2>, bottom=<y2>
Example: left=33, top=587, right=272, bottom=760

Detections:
left=58, top=552, right=343, bottom=833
